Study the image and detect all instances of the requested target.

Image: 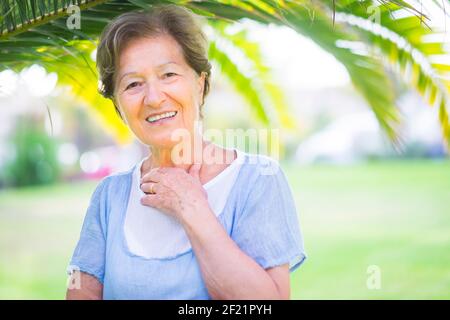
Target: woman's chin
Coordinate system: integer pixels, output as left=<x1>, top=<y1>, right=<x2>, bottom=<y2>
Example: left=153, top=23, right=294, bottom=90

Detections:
left=141, top=124, right=193, bottom=147
left=141, top=135, right=180, bottom=150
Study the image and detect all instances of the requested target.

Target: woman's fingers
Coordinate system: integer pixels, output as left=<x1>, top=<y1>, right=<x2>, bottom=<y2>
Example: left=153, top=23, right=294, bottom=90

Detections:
left=140, top=194, right=159, bottom=207
left=140, top=182, right=158, bottom=194
left=188, top=164, right=201, bottom=181
left=140, top=167, right=163, bottom=184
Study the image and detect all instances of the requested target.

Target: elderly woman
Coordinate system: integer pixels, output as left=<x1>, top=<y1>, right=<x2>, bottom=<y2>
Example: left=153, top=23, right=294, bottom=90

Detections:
left=66, top=4, right=306, bottom=300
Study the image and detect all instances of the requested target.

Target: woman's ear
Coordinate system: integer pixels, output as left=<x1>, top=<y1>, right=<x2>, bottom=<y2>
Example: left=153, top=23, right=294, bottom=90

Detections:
left=197, top=72, right=206, bottom=105
left=112, top=99, right=127, bottom=125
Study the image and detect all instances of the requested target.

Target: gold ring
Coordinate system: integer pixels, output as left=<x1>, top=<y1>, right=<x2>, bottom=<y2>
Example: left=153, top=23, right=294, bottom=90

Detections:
left=150, top=183, right=155, bottom=194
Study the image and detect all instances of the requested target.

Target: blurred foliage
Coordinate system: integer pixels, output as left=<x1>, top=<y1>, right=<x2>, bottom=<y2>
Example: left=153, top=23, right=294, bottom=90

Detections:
left=1, top=115, right=60, bottom=187
left=0, top=0, right=449, bottom=147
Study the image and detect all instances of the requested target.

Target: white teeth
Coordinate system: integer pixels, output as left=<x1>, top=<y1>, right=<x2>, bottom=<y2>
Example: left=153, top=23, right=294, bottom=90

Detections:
left=146, top=111, right=177, bottom=123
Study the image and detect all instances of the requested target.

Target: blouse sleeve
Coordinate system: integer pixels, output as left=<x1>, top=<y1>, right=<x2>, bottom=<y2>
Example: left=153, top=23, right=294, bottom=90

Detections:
left=231, top=160, right=307, bottom=273
left=66, top=177, right=110, bottom=284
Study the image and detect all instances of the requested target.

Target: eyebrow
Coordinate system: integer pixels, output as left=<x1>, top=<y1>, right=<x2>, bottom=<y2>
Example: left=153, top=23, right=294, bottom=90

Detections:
left=118, top=61, right=178, bottom=83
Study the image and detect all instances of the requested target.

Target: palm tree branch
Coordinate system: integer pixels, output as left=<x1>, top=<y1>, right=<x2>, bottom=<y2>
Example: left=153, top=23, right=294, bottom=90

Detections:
left=1, top=0, right=449, bottom=144
left=0, top=0, right=110, bottom=39
left=208, top=19, right=295, bottom=129
left=208, top=39, right=271, bottom=124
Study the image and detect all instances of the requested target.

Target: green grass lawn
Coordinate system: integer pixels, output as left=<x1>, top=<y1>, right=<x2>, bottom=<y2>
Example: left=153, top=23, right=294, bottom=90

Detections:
left=1, top=160, right=449, bottom=299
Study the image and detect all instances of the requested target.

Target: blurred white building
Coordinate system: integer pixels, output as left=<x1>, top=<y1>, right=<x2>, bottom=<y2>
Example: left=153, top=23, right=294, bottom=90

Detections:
left=295, top=91, right=446, bottom=164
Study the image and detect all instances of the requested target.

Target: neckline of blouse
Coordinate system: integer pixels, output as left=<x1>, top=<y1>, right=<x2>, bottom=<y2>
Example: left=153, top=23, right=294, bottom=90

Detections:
left=134, top=147, right=245, bottom=191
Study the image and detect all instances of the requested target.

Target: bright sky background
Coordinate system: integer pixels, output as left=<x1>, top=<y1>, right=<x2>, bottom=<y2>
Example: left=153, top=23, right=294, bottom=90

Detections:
left=243, top=20, right=351, bottom=89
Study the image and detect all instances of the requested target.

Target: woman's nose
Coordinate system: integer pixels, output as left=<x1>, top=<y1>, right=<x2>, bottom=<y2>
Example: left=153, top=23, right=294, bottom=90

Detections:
left=143, top=81, right=165, bottom=107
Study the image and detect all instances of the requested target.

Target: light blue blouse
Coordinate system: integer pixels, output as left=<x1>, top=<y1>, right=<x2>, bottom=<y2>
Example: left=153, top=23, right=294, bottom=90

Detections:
left=67, top=152, right=307, bottom=299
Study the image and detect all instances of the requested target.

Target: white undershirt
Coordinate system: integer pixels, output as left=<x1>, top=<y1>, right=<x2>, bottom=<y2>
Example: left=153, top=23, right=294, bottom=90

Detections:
left=124, top=149, right=244, bottom=259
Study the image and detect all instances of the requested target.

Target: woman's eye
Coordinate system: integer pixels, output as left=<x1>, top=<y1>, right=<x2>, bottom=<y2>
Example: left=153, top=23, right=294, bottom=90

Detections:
left=125, top=82, right=141, bottom=90
left=164, top=72, right=177, bottom=78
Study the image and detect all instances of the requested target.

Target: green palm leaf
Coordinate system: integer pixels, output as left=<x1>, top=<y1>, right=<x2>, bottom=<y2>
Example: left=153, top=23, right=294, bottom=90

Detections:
left=208, top=19, right=295, bottom=129
left=325, top=0, right=450, bottom=142
left=0, top=0, right=449, bottom=146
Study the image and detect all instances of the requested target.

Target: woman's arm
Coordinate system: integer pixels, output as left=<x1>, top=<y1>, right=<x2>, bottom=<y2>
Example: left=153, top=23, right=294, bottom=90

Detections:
left=66, top=271, right=103, bottom=300
left=140, top=165, right=292, bottom=300
left=181, top=206, right=290, bottom=300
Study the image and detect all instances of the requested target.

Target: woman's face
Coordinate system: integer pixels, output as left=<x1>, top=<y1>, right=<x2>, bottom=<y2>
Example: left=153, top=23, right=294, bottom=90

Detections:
left=114, top=35, right=205, bottom=148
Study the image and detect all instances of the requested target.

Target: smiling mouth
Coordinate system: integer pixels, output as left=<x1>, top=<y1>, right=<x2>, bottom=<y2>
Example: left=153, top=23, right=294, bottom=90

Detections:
left=146, top=111, right=178, bottom=124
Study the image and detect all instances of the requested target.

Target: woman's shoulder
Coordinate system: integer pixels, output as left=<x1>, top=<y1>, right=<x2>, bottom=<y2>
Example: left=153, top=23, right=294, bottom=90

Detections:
left=91, top=166, right=134, bottom=197
left=230, top=150, right=287, bottom=206
left=237, top=150, right=283, bottom=181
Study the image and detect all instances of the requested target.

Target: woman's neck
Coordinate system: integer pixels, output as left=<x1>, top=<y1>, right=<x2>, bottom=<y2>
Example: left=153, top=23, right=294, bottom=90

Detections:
left=149, top=147, right=180, bottom=168
left=143, top=138, right=208, bottom=173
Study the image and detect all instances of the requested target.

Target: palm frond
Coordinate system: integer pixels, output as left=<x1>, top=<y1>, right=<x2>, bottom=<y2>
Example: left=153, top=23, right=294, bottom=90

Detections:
left=0, top=0, right=449, bottom=146
left=325, top=0, right=450, bottom=144
left=43, top=41, right=132, bottom=143
left=208, top=19, right=295, bottom=129
left=270, top=0, right=402, bottom=140
left=0, top=0, right=111, bottom=38
left=208, top=39, right=270, bottom=124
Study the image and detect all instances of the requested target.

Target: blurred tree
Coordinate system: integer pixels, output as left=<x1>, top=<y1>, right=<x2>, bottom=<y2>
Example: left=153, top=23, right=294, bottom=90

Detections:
left=0, top=0, right=449, bottom=147
left=1, top=114, right=60, bottom=187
